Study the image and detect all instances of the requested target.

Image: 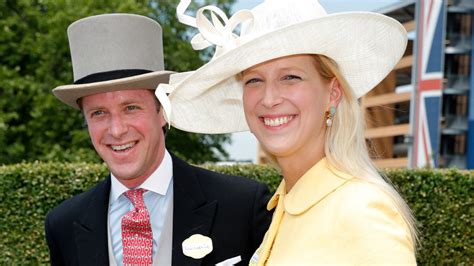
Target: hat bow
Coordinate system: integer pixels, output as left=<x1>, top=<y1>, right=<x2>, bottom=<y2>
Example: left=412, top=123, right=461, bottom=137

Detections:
left=177, top=0, right=253, bottom=58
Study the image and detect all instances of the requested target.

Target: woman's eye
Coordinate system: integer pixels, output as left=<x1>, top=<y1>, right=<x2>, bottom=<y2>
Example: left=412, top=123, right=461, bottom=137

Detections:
left=244, top=78, right=262, bottom=85
left=282, top=75, right=301, bottom=81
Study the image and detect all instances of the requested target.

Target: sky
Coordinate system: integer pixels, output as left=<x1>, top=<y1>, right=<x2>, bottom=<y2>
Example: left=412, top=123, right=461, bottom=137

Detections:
left=232, top=0, right=403, bottom=13
left=223, top=0, right=404, bottom=163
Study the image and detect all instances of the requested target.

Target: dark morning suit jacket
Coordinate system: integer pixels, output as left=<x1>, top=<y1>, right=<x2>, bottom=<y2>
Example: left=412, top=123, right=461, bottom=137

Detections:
left=45, top=154, right=272, bottom=265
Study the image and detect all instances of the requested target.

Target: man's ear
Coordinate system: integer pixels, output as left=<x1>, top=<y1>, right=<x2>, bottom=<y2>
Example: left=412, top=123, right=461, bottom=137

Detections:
left=158, top=107, right=167, bottom=128
left=329, top=78, right=343, bottom=106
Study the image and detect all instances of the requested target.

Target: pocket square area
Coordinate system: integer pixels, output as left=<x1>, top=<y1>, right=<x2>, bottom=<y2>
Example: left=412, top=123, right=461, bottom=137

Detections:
left=216, top=255, right=242, bottom=266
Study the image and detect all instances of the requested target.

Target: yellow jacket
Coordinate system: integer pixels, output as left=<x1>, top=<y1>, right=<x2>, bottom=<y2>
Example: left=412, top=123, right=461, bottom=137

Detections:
left=251, top=158, right=416, bottom=265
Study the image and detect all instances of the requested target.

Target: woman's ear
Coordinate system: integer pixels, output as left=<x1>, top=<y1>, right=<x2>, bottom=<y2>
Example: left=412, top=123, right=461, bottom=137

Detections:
left=329, top=78, right=343, bottom=106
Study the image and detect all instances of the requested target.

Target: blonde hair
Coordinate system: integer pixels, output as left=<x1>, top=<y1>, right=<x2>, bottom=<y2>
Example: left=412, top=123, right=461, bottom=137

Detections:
left=313, top=54, right=418, bottom=247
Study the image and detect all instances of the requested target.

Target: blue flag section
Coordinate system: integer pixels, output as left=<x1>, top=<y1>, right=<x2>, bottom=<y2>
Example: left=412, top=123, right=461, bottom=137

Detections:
left=468, top=29, right=474, bottom=169
left=409, top=0, right=446, bottom=168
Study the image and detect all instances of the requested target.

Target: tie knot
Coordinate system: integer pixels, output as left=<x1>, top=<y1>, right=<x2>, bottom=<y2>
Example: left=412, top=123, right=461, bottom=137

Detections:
left=124, top=188, right=146, bottom=207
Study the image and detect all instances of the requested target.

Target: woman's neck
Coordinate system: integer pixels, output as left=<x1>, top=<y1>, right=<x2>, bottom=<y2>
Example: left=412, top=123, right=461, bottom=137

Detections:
left=277, top=152, right=324, bottom=193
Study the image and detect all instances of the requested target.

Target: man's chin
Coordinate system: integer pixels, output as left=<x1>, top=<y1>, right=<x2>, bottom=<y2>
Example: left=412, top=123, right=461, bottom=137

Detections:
left=108, top=164, right=137, bottom=180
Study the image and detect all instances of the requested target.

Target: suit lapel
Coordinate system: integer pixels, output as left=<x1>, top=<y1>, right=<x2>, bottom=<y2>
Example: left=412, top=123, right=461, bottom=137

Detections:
left=74, top=177, right=111, bottom=265
left=171, top=155, right=217, bottom=266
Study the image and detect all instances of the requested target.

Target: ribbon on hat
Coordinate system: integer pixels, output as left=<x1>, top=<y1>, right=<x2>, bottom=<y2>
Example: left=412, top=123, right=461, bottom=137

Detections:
left=177, top=0, right=253, bottom=58
left=155, top=83, right=173, bottom=127
left=155, top=71, right=195, bottom=127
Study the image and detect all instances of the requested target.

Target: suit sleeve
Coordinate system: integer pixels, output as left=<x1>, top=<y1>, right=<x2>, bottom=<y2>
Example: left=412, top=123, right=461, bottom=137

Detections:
left=45, top=213, right=64, bottom=266
left=334, top=184, right=416, bottom=264
left=250, top=183, right=273, bottom=254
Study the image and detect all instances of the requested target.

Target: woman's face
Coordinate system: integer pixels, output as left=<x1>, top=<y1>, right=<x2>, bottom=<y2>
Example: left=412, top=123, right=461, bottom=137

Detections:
left=242, top=54, right=339, bottom=163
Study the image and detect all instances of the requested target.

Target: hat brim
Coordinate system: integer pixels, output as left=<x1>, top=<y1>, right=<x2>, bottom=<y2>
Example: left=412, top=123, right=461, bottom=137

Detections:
left=53, top=70, right=174, bottom=109
left=169, top=12, right=407, bottom=134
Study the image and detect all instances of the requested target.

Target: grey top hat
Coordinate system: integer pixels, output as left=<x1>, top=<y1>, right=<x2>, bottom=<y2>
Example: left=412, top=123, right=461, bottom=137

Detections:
left=53, top=13, right=173, bottom=109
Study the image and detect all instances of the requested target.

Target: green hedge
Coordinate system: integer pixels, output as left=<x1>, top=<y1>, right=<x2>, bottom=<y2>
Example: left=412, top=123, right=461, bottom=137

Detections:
left=0, top=162, right=472, bottom=264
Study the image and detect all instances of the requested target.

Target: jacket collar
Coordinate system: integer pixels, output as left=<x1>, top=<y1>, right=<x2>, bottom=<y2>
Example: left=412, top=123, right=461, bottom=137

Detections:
left=171, top=153, right=217, bottom=266
left=74, top=177, right=111, bottom=265
left=268, top=158, right=352, bottom=215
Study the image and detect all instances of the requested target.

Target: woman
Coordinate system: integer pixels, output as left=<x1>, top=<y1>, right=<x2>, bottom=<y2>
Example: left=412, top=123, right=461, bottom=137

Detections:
left=164, top=0, right=418, bottom=264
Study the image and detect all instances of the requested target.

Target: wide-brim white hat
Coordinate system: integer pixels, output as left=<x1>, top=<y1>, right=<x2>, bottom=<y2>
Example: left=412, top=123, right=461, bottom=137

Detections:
left=165, top=0, right=407, bottom=133
left=53, top=13, right=173, bottom=109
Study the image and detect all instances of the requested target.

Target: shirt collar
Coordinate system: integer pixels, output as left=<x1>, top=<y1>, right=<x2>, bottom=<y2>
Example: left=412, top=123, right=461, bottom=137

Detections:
left=109, top=149, right=173, bottom=203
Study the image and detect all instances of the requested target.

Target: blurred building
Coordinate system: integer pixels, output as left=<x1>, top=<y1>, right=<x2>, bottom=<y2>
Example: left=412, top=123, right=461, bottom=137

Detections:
left=362, top=0, right=473, bottom=169
left=259, top=0, right=474, bottom=169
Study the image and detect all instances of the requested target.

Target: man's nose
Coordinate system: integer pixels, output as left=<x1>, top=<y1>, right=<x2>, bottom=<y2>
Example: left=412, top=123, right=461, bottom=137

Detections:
left=108, top=114, right=128, bottom=138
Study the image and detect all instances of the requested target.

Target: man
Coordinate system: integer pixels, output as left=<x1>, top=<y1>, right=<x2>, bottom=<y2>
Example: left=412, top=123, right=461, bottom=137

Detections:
left=45, top=13, right=271, bottom=266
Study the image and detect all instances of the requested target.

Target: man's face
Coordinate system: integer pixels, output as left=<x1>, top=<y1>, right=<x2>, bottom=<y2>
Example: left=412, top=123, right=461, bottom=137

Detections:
left=81, top=89, right=166, bottom=188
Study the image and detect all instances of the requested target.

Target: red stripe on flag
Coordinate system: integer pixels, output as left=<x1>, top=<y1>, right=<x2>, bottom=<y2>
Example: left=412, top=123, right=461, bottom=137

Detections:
left=426, top=0, right=434, bottom=30
left=422, top=123, right=431, bottom=167
left=419, top=79, right=443, bottom=91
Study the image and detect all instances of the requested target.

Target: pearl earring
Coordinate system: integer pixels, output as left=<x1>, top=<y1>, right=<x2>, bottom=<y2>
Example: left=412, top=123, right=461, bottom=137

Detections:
left=325, top=106, right=336, bottom=127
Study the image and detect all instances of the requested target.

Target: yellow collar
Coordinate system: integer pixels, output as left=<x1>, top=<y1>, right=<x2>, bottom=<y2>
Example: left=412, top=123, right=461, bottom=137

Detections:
left=267, top=158, right=353, bottom=215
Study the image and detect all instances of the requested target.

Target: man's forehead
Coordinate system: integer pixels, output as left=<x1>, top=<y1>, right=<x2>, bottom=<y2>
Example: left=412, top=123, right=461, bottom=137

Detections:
left=81, top=89, right=154, bottom=108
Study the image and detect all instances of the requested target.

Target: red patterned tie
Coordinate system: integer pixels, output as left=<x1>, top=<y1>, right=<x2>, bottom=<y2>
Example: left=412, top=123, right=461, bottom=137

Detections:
left=122, top=188, right=153, bottom=265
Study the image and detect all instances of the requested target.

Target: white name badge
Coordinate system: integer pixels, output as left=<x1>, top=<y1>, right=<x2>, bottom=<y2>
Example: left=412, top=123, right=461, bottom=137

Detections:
left=182, top=234, right=213, bottom=259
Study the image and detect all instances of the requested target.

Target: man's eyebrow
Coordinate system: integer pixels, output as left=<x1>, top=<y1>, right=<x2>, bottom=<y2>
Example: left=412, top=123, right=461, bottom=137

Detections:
left=83, top=105, right=105, bottom=112
left=83, top=98, right=147, bottom=112
left=120, top=99, right=144, bottom=106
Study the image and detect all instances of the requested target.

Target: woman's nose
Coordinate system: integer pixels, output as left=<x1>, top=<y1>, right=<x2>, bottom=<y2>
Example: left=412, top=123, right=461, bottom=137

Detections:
left=261, top=83, right=283, bottom=109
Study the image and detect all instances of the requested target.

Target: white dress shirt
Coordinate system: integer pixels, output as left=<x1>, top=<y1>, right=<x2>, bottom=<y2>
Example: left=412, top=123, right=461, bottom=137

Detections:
left=108, top=150, right=173, bottom=266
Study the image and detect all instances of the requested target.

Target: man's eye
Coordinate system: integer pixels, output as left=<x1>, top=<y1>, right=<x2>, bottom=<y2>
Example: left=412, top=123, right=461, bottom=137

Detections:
left=282, top=75, right=301, bottom=81
left=126, top=105, right=139, bottom=111
left=91, top=110, right=104, bottom=117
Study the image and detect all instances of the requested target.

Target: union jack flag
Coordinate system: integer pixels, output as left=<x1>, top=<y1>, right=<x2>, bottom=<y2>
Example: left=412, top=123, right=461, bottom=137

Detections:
left=409, top=0, right=446, bottom=168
